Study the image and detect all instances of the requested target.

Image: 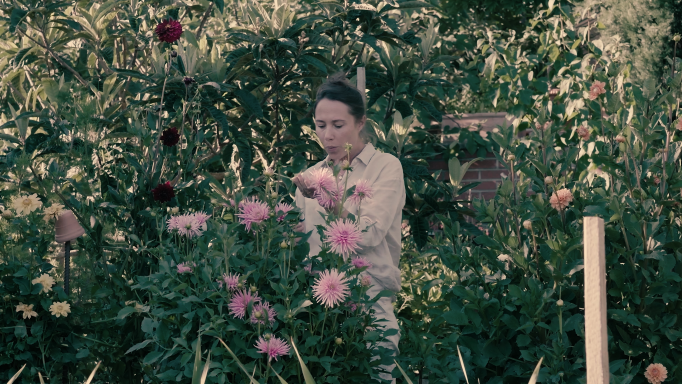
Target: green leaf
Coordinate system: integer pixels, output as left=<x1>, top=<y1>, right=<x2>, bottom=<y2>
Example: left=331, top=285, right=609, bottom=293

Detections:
left=7, top=364, right=27, bottom=384
left=192, top=334, right=202, bottom=384
left=234, top=89, right=263, bottom=118
left=125, top=339, right=153, bottom=354
left=216, top=337, right=259, bottom=384
left=394, top=359, right=414, bottom=384
left=528, top=357, right=544, bottom=384
left=291, top=338, right=317, bottom=384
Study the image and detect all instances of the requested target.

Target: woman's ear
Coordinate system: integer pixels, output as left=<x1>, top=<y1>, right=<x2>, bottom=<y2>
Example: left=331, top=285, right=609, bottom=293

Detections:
left=356, top=115, right=367, bottom=130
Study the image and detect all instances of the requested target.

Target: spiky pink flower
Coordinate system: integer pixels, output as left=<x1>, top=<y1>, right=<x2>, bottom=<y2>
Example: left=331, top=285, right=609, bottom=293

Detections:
left=228, top=289, right=261, bottom=319
left=191, top=211, right=211, bottom=227
left=307, top=168, right=336, bottom=192
left=550, top=188, right=573, bottom=211
left=345, top=301, right=358, bottom=311
left=315, top=184, right=341, bottom=209
left=218, top=273, right=240, bottom=290
left=350, top=257, right=372, bottom=270
left=237, top=197, right=270, bottom=232
left=177, top=262, right=194, bottom=274
left=176, top=214, right=203, bottom=238
left=312, top=269, right=350, bottom=308
left=250, top=301, right=277, bottom=327
left=347, top=179, right=374, bottom=205
left=324, top=219, right=362, bottom=258
left=644, top=363, right=667, bottom=384
left=255, top=335, right=290, bottom=361
left=274, top=202, right=294, bottom=222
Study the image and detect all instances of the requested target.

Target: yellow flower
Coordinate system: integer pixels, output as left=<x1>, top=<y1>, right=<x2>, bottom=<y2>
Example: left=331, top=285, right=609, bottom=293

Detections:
left=16, top=303, right=38, bottom=319
left=32, top=274, right=56, bottom=294
left=12, top=194, right=43, bottom=216
left=49, top=301, right=71, bottom=318
left=43, top=203, right=65, bottom=222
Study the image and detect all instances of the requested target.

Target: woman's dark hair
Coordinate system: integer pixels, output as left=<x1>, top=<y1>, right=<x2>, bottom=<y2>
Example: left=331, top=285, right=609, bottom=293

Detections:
left=313, top=72, right=366, bottom=123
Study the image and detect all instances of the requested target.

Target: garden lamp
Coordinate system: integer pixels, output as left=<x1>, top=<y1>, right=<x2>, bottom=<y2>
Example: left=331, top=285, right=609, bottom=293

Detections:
left=55, top=210, right=85, bottom=295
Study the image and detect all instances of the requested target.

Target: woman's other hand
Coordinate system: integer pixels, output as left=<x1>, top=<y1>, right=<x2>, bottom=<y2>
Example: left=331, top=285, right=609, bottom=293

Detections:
left=293, top=173, right=316, bottom=199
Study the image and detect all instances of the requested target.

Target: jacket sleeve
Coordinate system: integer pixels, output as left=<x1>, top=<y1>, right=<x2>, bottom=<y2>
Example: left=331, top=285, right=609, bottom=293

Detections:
left=355, top=158, right=405, bottom=248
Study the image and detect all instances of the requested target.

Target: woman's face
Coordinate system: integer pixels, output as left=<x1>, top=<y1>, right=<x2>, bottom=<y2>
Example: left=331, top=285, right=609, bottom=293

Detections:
left=314, top=98, right=365, bottom=161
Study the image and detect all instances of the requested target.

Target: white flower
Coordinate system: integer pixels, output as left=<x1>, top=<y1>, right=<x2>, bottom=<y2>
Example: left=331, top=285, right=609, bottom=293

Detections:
left=43, top=203, right=65, bottom=222
left=16, top=303, right=38, bottom=319
left=32, top=274, right=55, bottom=294
left=12, top=194, right=42, bottom=216
left=49, top=301, right=71, bottom=317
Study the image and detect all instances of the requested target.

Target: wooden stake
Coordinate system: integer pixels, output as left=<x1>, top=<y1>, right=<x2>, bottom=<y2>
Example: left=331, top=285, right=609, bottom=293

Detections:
left=584, top=217, right=609, bottom=384
left=356, top=67, right=366, bottom=105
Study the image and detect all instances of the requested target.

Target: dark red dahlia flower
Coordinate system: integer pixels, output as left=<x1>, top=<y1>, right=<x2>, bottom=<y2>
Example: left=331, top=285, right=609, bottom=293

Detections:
left=160, top=127, right=180, bottom=147
left=152, top=181, right=175, bottom=202
left=155, top=19, right=183, bottom=43
left=183, top=77, right=195, bottom=86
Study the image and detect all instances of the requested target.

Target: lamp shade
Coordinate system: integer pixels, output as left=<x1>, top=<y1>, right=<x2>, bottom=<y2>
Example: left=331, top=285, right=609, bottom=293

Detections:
left=55, top=210, right=85, bottom=243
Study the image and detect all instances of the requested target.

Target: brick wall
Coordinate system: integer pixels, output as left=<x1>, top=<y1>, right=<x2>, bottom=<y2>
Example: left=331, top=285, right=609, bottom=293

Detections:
left=428, top=152, right=508, bottom=200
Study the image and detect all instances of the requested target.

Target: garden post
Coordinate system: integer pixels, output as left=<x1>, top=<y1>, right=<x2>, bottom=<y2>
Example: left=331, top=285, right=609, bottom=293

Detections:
left=583, top=217, right=609, bottom=384
left=357, top=66, right=366, bottom=105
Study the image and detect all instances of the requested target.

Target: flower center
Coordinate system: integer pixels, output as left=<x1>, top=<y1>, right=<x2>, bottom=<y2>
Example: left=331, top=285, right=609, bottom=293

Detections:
left=22, top=198, right=32, bottom=207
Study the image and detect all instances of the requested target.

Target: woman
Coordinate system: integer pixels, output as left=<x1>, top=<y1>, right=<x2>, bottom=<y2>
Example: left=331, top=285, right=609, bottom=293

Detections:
left=292, top=74, right=405, bottom=383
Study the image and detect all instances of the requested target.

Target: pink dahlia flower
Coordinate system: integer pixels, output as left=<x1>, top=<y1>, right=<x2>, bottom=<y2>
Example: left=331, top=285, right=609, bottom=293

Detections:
left=237, top=197, right=270, bottom=232
left=589, top=80, right=606, bottom=100
left=155, top=19, right=183, bottom=43
left=312, top=269, right=350, bottom=308
left=577, top=125, right=590, bottom=140
left=228, top=289, right=261, bottom=319
left=644, top=363, right=667, bottom=384
left=176, top=214, right=203, bottom=238
left=347, top=179, right=374, bottom=205
left=360, top=274, right=372, bottom=287
left=191, top=211, right=211, bottom=227
left=274, top=202, right=294, bottom=222
left=250, top=301, right=277, bottom=326
left=307, top=168, right=336, bottom=192
left=324, top=219, right=362, bottom=258
left=550, top=188, right=573, bottom=211
left=177, top=262, right=194, bottom=274
left=255, top=335, right=290, bottom=361
left=350, top=257, right=372, bottom=270
left=218, top=272, right=240, bottom=290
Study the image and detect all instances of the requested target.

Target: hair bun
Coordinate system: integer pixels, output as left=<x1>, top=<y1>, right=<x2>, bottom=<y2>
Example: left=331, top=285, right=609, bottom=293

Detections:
left=326, top=72, right=353, bottom=87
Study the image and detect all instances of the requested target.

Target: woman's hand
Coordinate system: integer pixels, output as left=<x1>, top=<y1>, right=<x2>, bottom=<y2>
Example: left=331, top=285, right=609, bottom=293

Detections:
left=292, top=173, right=316, bottom=199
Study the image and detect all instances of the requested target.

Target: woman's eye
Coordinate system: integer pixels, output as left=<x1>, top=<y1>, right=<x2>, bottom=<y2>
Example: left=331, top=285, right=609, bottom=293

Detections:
left=334, top=125, right=343, bottom=129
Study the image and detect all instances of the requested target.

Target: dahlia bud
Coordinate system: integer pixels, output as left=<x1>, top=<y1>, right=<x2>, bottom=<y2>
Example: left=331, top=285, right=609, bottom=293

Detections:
left=543, top=122, right=551, bottom=131
left=269, top=212, right=275, bottom=218
left=237, top=282, right=244, bottom=289
left=151, top=211, right=156, bottom=217
left=183, top=76, right=195, bottom=86
left=145, top=207, right=151, bottom=211
left=2, top=210, right=13, bottom=219
left=263, top=167, right=275, bottom=177
left=254, top=310, right=263, bottom=319
left=341, top=160, right=351, bottom=170
left=280, top=241, right=288, bottom=249
left=507, top=154, right=516, bottom=161
left=264, top=333, right=272, bottom=340
left=544, top=176, right=553, bottom=185
left=170, top=50, right=178, bottom=58
left=556, top=299, right=564, bottom=307
left=250, top=285, right=257, bottom=293
left=270, top=192, right=278, bottom=199
left=577, top=125, right=590, bottom=140
left=523, top=220, right=532, bottom=230
left=506, top=209, right=513, bottom=215
left=171, top=207, right=179, bottom=214
left=335, top=338, right=343, bottom=345
left=675, top=35, right=681, bottom=42
left=615, top=134, right=626, bottom=143
left=344, top=143, right=353, bottom=152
